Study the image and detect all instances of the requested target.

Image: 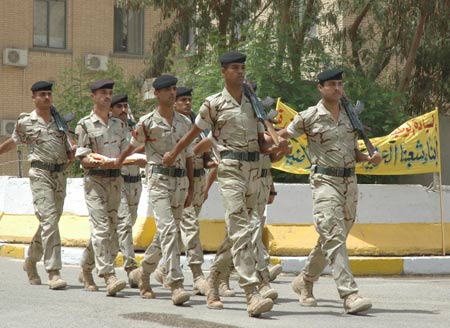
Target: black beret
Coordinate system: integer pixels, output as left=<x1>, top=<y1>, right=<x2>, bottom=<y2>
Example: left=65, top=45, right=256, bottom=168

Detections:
left=176, top=87, right=193, bottom=98
left=317, top=69, right=343, bottom=83
left=153, top=75, right=178, bottom=90
left=111, top=94, right=128, bottom=107
left=219, top=52, right=246, bottom=65
left=90, top=79, right=114, bottom=93
left=31, top=81, right=53, bottom=92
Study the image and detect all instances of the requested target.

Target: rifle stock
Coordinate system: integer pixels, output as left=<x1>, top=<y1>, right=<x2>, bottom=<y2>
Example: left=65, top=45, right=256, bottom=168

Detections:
left=340, top=95, right=375, bottom=156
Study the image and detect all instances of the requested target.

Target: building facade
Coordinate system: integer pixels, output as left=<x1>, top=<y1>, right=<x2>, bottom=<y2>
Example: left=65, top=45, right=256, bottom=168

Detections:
left=0, top=0, right=167, bottom=176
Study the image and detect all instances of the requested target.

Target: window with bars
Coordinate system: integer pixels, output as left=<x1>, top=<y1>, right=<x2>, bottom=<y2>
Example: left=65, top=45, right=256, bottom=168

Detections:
left=33, top=0, right=66, bottom=49
left=114, top=5, right=144, bottom=55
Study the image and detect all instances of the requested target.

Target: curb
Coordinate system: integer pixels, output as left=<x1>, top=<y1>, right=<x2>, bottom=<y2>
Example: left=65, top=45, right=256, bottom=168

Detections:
left=2, top=242, right=450, bottom=275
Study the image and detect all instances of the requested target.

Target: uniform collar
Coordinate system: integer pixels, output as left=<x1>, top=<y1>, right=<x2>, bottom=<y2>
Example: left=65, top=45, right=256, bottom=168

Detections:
left=222, top=87, right=249, bottom=107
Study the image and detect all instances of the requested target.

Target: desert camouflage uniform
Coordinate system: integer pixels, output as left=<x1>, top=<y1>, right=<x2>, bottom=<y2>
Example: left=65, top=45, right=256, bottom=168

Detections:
left=287, top=99, right=359, bottom=298
left=12, top=111, right=70, bottom=272
left=75, top=112, right=128, bottom=277
left=252, top=154, right=272, bottom=272
left=111, top=125, right=142, bottom=272
left=178, top=112, right=207, bottom=267
left=12, top=110, right=70, bottom=272
left=131, top=109, right=193, bottom=285
left=195, top=87, right=264, bottom=288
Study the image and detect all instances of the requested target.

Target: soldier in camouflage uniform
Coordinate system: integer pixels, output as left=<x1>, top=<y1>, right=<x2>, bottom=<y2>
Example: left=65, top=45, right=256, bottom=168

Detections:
left=75, top=80, right=128, bottom=297
left=162, top=52, right=289, bottom=317
left=109, top=94, right=146, bottom=288
left=153, top=87, right=212, bottom=295
left=116, top=75, right=192, bottom=306
left=0, top=81, right=71, bottom=290
left=278, top=69, right=382, bottom=314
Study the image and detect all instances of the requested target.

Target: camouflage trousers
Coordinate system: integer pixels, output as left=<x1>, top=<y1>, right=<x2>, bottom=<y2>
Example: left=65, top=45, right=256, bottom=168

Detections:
left=81, top=175, right=122, bottom=277
left=302, top=173, right=359, bottom=298
left=111, top=180, right=142, bottom=271
left=251, top=173, right=272, bottom=272
left=28, top=168, right=66, bottom=272
left=210, top=159, right=261, bottom=288
left=179, top=174, right=205, bottom=266
left=141, top=171, right=188, bottom=286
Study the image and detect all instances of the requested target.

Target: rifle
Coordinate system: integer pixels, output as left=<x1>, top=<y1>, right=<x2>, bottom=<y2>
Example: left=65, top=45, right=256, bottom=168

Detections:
left=340, top=94, right=375, bottom=156
left=242, top=82, right=280, bottom=146
left=50, top=105, right=76, bottom=150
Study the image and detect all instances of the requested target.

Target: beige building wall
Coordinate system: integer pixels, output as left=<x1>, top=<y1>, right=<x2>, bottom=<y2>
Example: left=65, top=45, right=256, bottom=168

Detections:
left=0, top=0, right=168, bottom=176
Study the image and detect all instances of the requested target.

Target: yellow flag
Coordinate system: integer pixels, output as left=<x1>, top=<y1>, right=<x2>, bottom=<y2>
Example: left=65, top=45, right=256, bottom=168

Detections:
left=272, top=99, right=440, bottom=175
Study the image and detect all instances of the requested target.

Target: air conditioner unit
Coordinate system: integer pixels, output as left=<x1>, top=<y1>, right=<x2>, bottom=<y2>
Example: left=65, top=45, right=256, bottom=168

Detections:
left=3, top=48, right=28, bottom=67
left=1, top=120, right=16, bottom=136
left=85, top=54, right=108, bottom=71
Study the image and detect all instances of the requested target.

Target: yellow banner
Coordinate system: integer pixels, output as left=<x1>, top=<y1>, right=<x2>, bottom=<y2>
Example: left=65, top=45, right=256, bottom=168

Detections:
left=272, top=99, right=440, bottom=175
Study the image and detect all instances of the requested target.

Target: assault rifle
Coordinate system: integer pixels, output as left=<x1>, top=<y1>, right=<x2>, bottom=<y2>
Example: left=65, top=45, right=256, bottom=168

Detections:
left=50, top=105, right=76, bottom=150
left=340, top=94, right=375, bottom=156
left=242, top=82, right=280, bottom=146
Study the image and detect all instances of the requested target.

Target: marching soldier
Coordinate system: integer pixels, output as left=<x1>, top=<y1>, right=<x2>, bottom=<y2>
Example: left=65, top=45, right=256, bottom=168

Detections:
left=0, top=81, right=72, bottom=290
left=161, top=52, right=289, bottom=317
left=153, top=87, right=212, bottom=295
left=278, top=69, right=382, bottom=314
left=116, top=75, right=193, bottom=306
left=75, top=80, right=128, bottom=296
left=109, top=94, right=146, bottom=287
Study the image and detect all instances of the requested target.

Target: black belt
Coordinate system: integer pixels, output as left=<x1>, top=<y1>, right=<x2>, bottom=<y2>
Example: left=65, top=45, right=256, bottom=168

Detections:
left=152, top=166, right=186, bottom=177
left=220, top=151, right=260, bottom=162
left=88, top=169, right=121, bottom=178
left=260, top=169, right=270, bottom=177
left=193, top=168, right=205, bottom=177
left=31, top=161, right=65, bottom=173
left=314, top=166, right=355, bottom=178
left=122, top=175, right=141, bottom=183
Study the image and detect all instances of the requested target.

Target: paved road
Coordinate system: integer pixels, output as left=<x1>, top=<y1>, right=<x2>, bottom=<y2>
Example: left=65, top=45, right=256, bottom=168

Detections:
left=0, top=256, right=449, bottom=328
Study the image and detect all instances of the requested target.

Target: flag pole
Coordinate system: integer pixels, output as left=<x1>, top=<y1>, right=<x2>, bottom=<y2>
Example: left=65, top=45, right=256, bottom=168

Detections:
left=435, top=108, right=445, bottom=256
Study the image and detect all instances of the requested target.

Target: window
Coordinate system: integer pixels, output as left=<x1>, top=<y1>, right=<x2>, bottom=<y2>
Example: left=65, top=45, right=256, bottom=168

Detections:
left=33, top=0, right=66, bottom=49
left=114, top=5, right=144, bottom=55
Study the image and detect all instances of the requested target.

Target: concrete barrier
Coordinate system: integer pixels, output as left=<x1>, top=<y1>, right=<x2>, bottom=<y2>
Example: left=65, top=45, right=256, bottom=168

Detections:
left=0, top=176, right=449, bottom=255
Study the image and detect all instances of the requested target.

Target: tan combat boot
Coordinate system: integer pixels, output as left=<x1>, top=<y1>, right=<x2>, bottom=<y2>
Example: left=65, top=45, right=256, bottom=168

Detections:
left=344, top=293, right=372, bottom=314
left=139, top=268, right=155, bottom=299
left=126, top=267, right=140, bottom=288
left=104, top=273, right=126, bottom=296
left=23, top=258, right=41, bottom=285
left=79, top=269, right=99, bottom=291
left=48, top=270, right=67, bottom=290
left=268, top=264, right=283, bottom=282
left=244, top=284, right=273, bottom=317
left=258, top=269, right=278, bottom=301
left=218, top=271, right=235, bottom=297
left=206, top=269, right=223, bottom=310
left=291, top=274, right=317, bottom=306
left=190, top=264, right=208, bottom=296
left=171, top=280, right=190, bottom=305
left=154, top=265, right=170, bottom=289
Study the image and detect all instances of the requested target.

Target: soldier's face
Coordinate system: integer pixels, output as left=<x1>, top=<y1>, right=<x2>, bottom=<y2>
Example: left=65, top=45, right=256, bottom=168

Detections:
left=318, top=80, right=344, bottom=102
left=92, top=89, right=113, bottom=109
left=155, top=85, right=176, bottom=107
left=175, top=96, right=192, bottom=116
left=111, top=103, right=128, bottom=122
left=32, top=91, right=53, bottom=110
left=222, top=63, right=245, bottom=86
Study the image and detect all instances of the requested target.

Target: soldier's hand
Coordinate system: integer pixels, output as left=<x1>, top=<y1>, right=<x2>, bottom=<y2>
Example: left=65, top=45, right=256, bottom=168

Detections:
left=368, top=151, right=382, bottom=165
left=277, top=137, right=289, bottom=154
left=163, top=152, right=176, bottom=166
left=184, top=187, right=194, bottom=208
